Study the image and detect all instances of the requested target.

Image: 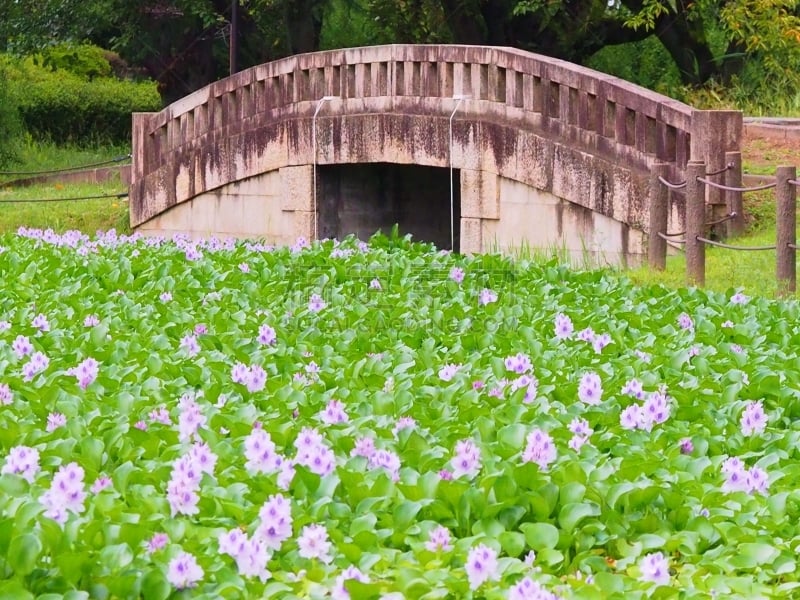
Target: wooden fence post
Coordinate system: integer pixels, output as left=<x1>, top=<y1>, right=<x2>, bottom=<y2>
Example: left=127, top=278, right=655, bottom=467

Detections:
left=685, top=161, right=707, bottom=286
left=725, top=151, right=744, bottom=238
left=776, top=165, right=797, bottom=295
left=648, top=163, right=669, bottom=270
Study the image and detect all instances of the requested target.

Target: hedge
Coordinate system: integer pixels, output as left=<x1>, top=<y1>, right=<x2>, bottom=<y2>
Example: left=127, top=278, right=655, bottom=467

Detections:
left=3, top=52, right=162, bottom=145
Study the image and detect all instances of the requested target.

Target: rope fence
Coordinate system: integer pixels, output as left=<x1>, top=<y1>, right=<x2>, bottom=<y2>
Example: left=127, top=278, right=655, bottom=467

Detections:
left=0, top=155, right=132, bottom=177
left=649, top=156, right=797, bottom=294
left=0, top=192, right=128, bottom=204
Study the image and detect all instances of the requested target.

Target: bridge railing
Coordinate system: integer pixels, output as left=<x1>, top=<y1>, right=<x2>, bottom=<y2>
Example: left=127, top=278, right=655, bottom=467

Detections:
left=132, top=44, right=741, bottom=231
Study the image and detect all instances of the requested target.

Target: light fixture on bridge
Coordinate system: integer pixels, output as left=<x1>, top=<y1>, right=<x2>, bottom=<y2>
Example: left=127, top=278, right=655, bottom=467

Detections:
left=449, top=94, right=472, bottom=253
left=313, top=96, right=340, bottom=242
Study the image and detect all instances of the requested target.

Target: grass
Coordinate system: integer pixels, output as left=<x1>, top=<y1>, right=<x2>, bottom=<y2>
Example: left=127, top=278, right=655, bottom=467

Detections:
left=0, top=180, right=130, bottom=234
left=0, top=139, right=130, bottom=185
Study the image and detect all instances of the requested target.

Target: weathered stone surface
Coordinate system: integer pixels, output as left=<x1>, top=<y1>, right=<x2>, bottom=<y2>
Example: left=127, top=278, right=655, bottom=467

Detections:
left=131, top=44, right=743, bottom=265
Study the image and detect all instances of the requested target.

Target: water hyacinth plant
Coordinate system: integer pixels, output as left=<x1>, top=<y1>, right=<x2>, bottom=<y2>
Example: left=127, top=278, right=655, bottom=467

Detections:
left=0, top=228, right=797, bottom=598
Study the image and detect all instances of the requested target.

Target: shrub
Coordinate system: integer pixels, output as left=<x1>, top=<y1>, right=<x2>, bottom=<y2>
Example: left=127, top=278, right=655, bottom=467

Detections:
left=0, top=67, right=23, bottom=167
left=33, top=44, right=113, bottom=80
left=5, top=58, right=161, bottom=145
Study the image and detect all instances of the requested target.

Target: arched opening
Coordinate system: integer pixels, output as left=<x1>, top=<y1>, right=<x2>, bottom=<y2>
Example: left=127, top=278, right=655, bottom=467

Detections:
left=318, top=163, right=460, bottom=251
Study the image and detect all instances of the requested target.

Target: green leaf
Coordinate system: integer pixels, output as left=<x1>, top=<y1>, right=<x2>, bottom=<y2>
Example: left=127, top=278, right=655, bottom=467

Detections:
left=8, top=532, right=42, bottom=575
left=520, top=522, right=559, bottom=549
left=558, top=502, right=601, bottom=534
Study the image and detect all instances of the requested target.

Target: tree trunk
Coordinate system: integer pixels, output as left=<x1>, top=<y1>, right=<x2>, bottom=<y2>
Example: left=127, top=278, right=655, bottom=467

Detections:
left=285, top=0, right=323, bottom=54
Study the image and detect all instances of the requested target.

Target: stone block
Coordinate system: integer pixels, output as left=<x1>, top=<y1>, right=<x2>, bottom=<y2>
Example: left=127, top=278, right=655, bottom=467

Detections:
left=460, top=217, right=483, bottom=254
left=280, top=166, right=315, bottom=211
left=461, top=170, right=499, bottom=220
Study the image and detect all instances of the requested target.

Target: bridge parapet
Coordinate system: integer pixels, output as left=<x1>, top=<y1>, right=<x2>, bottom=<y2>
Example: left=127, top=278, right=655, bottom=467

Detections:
left=132, top=44, right=741, bottom=258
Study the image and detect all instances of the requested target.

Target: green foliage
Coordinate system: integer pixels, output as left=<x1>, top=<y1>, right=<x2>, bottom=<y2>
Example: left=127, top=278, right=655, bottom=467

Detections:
left=584, top=36, right=684, bottom=97
left=3, top=57, right=160, bottom=145
left=0, top=231, right=796, bottom=596
left=33, top=44, right=113, bottom=80
left=0, top=69, right=23, bottom=168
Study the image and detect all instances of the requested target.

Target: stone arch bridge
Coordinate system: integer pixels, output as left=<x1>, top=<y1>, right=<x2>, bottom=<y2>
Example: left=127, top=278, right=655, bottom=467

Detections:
left=130, top=44, right=742, bottom=264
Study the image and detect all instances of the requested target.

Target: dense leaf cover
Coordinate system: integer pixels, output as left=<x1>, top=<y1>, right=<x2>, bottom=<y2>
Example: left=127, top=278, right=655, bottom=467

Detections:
left=0, top=229, right=798, bottom=599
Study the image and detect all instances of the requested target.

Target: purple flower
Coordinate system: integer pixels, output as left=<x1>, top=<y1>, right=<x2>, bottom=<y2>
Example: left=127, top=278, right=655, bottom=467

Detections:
left=257, top=324, right=277, bottom=345
left=351, top=437, right=376, bottom=459
left=554, top=313, right=573, bottom=339
left=522, top=429, right=557, bottom=470
left=239, top=262, right=250, bottom=273
left=392, top=416, right=416, bottom=437
left=740, top=400, right=767, bottom=436
left=678, top=313, right=694, bottom=331
left=451, top=439, right=481, bottom=479
left=730, top=292, right=749, bottom=305
left=46, top=412, right=66, bottom=432
left=91, top=475, right=112, bottom=494
left=478, top=288, right=498, bottom=306
left=146, top=532, right=169, bottom=554
left=68, top=357, right=99, bottom=389
left=41, top=462, right=86, bottom=524
left=465, top=543, right=499, bottom=590
left=578, top=372, right=602, bottom=405
left=592, top=333, right=612, bottom=354
left=621, top=378, right=645, bottom=400
left=0, top=383, right=12, bottom=406
left=332, top=566, right=369, bottom=600
left=12, top=335, right=33, bottom=359
left=680, top=438, right=694, bottom=454
left=84, top=314, right=100, bottom=327
left=22, top=351, right=49, bottom=381
left=438, top=363, right=461, bottom=382
left=256, top=493, right=293, bottom=550
left=32, top=313, right=50, bottom=331
left=620, top=404, right=643, bottom=430
left=508, top=577, right=559, bottom=600
left=180, top=334, right=200, bottom=357
left=639, top=552, right=670, bottom=586
left=245, top=429, right=280, bottom=474
left=368, top=449, right=401, bottom=481
left=297, top=523, right=333, bottom=562
left=320, top=399, right=349, bottom=424
left=369, top=278, right=382, bottom=290
left=577, top=327, right=595, bottom=342
left=425, top=525, right=453, bottom=552
left=160, top=291, right=173, bottom=303
left=2, top=445, right=40, bottom=482
left=449, top=267, right=465, bottom=284
left=247, top=365, right=267, bottom=393
left=167, top=551, right=204, bottom=589
left=308, top=294, right=326, bottom=312
left=504, top=352, right=532, bottom=374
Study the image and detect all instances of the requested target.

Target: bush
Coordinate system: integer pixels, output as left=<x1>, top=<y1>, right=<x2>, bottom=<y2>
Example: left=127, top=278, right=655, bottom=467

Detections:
left=34, top=44, right=113, bottom=80
left=4, top=57, right=162, bottom=145
left=0, top=67, right=23, bottom=167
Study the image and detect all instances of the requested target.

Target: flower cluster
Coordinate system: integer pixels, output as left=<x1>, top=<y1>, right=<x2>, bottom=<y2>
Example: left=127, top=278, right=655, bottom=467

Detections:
left=438, top=363, right=461, bottom=382
left=177, top=393, right=207, bottom=442
left=721, top=457, right=769, bottom=495
left=505, top=352, right=533, bottom=374
left=219, top=529, right=271, bottom=582
left=639, top=552, right=670, bottom=585
left=465, top=543, right=499, bottom=590
left=320, top=399, right=349, bottom=425
left=297, top=523, right=333, bottom=562
left=0, top=383, right=11, bottom=405
left=167, top=551, right=204, bottom=589
left=620, top=388, right=671, bottom=431
left=40, top=462, right=87, bottom=524
left=2, top=445, right=40, bottom=482
left=231, top=362, right=268, bottom=392
left=578, top=372, right=602, bottom=405
left=294, top=427, right=335, bottom=477
left=522, top=429, right=557, bottom=470
left=22, top=351, right=49, bottom=381
left=568, top=417, right=593, bottom=451
left=554, top=313, right=573, bottom=339
left=67, top=357, right=99, bottom=389
left=257, top=323, right=277, bottom=345
left=740, top=400, right=767, bottom=436
left=425, top=525, right=453, bottom=552
left=450, top=439, right=481, bottom=479
left=166, top=443, right=217, bottom=517
left=508, top=578, right=561, bottom=600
